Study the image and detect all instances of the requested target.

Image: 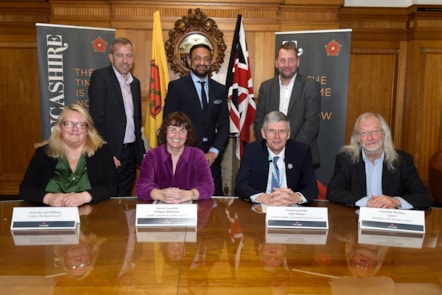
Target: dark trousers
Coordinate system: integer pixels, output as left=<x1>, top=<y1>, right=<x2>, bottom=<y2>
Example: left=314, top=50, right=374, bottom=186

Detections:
left=199, top=142, right=224, bottom=196
left=117, top=143, right=137, bottom=196
left=211, top=159, right=224, bottom=196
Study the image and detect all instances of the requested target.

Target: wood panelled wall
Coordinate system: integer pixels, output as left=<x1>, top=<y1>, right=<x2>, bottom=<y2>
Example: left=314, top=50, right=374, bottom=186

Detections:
left=1, top=0, right=442, bottom=198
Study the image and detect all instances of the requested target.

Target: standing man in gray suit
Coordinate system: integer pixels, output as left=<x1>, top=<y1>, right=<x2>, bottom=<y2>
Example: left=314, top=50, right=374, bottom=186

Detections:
left=89, top=37, right=146, bottom=196
left=254, top=41, right=321, bottom=167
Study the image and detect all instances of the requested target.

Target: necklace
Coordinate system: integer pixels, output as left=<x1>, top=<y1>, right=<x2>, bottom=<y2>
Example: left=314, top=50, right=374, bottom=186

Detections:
left=66, top=147, right=83, bottom=160
left=67, top=154, right=80, bottom=160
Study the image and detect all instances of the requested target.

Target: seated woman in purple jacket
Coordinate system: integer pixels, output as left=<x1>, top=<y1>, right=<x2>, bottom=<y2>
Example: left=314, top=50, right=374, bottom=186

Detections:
left=136, top=112, right=214, bottom=203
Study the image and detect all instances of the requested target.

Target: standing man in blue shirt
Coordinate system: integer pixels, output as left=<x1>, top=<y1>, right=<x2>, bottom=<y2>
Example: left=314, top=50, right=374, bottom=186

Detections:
left=163, top=44, right=229, bottom=196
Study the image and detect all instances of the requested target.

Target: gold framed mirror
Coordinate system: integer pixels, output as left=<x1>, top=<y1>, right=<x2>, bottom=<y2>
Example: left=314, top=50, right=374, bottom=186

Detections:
left=165, top=8, right=226, bottom=76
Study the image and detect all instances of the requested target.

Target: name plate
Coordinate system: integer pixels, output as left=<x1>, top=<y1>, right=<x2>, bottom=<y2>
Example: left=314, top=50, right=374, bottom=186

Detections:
left=266, top=228, right=328, bottom=245
left=359, top=207, right=425, bottom=233
left=136, top=227, right=196, bottom=243
left=136, top=204, right=197, bottom=227
left=10, top=207, right=79, bottom=230
left=266, top=206, right=328, bottom=229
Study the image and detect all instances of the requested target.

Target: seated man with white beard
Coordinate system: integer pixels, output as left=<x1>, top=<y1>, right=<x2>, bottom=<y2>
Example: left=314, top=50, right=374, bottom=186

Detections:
left=326, top=112, right=432, bottom=210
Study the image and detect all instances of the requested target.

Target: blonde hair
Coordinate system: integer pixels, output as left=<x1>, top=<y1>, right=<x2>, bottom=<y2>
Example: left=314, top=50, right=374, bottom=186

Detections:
left=36, top=104, right=105, bottom=158
left=341, top=112, right=399, bottom=171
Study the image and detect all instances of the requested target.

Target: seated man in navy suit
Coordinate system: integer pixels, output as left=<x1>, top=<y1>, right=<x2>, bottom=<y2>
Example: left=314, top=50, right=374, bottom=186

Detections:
left=235, top=111, right=318, bottom=206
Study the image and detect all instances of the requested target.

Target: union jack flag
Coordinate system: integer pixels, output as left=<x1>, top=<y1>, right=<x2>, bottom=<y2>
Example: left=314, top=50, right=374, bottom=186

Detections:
left=225, top=15, right=256, bottom=160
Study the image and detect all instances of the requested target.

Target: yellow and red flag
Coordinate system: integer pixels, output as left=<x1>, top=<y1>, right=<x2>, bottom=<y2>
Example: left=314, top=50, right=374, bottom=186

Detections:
left=145, top=11, right=169, bottom=148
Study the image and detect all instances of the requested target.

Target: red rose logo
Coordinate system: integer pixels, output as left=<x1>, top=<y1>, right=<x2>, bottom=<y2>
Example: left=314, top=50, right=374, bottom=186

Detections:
left=325, top=39, right=342, bottom=56
left=91, top=37, right=107, bottom=53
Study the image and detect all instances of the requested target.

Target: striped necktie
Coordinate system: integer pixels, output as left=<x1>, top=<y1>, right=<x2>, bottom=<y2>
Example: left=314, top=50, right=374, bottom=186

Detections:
left=271, top=156, right=280, bottom=190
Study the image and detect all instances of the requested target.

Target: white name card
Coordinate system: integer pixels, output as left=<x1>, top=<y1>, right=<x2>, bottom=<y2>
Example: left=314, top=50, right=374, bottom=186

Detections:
left=136, top=204, right=197, bottom=227
left=266, top=206, right=328, bottom=229
left=10, top=207, right=79, bottom=230
left=266, top=228, right=329, bottom=245
left=136, top=227, right=197, bottom=243
left=359, top=207, right=425, bottom=233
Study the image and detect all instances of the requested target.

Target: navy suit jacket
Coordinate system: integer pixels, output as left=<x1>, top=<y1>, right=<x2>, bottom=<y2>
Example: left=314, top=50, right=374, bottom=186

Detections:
left=235, top=139, right=319, bottom=202
left=326, top=150, right=432, bottom=209
left=254, top=74, right=321, bottom=164
left=88, top=65, right=145, bottom=164
left=163, top=74, right=229, bottom=154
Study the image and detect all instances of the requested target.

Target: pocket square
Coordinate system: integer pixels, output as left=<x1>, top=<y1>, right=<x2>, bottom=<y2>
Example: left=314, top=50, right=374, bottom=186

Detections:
left=213, top=99, right=222, bottom=105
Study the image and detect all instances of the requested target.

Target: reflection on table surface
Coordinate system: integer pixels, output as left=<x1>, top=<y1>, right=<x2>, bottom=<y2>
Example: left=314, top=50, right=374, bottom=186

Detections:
left=0, top=197, right=441, bottom=295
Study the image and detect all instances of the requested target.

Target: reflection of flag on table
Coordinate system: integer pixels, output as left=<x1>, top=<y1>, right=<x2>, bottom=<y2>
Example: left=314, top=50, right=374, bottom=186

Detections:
left=225, top=198, right=244, bottom=277
left=225, top=15, right=256, bottom=160
left=145, top=11, right=169, bottom=148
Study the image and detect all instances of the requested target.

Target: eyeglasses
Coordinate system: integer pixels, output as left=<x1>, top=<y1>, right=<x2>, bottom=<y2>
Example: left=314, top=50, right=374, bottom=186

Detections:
left=66, top=260, right=91, bottom=270
left=63, top=121, right=88, bottom=130
left=358, top=129, right=383, bottom=138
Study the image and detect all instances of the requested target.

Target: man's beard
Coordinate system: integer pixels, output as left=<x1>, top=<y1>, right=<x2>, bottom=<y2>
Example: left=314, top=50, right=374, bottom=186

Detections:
left=279, top=70, right=296, bottom=80
left=361, top=140, right=384, bottom=156
left=192, top=66, right=209, bottom=78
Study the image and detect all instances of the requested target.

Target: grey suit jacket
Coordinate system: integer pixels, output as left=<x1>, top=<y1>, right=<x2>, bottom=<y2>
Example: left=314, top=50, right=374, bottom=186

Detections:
left=254, top=74, right=321, bottom=165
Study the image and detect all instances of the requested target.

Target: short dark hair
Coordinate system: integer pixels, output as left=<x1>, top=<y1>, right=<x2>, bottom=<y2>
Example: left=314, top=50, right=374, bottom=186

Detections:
left=189, top=43, right=212, bottom=58
left=276, top=41, right=299, bottom=58
left=158, top=112, right=197, bottom=146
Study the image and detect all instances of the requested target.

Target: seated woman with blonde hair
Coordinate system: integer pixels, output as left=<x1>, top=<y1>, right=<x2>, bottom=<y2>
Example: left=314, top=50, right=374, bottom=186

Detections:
left=136, top=112, right=214, bottom=203
left=19, top=104, right=117, bottom=206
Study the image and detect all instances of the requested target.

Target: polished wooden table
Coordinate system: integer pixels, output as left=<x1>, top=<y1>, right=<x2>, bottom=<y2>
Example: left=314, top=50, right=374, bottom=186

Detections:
left=0, top=197, right=441, bottom=294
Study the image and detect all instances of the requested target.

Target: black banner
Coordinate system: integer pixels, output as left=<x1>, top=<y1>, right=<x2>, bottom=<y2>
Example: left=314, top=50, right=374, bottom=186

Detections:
left=36, top=23, right=115, bottom=139
left=275, top=29, right=352, bottom=187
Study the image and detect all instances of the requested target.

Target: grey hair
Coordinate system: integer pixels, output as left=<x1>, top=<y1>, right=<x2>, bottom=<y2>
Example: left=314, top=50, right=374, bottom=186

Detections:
left=341, top=112, right=399, bottom=171
left=110, top=37, right=134, bottom=53
left=262, top=111, right=291, bottom=133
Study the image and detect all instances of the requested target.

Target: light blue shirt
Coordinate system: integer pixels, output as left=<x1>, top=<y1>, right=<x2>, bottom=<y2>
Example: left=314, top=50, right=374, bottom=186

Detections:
left=265, top=148, right=287, bottom=194
left=249, top=147, right=306, bottom=204
left=113, top=67, right=135, bottom=144
left=190, top=72, right=209, bottom=108
left=355, top=150, right=412, bottom=209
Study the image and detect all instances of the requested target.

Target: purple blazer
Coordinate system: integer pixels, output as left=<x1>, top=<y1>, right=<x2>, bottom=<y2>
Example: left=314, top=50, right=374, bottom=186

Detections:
left=135, top=144, right=214, bottom=200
